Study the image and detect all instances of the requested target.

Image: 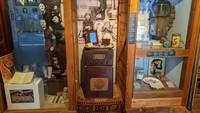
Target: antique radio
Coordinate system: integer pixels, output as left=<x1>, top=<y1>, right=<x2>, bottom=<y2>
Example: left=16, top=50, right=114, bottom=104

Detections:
left=81, top=48, right=113, bottom=98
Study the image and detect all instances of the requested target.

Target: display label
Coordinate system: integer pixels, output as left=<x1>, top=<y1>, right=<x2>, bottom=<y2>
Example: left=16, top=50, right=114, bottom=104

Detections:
left=93, top=54, right=106, bottom=60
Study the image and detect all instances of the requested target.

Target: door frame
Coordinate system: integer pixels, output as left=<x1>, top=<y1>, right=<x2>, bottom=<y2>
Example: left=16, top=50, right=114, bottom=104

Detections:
left=188, top=32, right=200, bottom=110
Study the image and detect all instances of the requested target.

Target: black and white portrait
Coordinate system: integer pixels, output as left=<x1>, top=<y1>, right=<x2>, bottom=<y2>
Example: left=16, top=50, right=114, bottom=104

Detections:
left=40, top=0, right=66, bottom=76
left=148, top=58, right=165, bottom=76
left=77, top=0, right=118, bottom=45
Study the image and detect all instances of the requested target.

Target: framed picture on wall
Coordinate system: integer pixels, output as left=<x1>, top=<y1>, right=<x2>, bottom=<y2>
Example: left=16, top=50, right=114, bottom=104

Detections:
left=148, top=57, right=165, bottom=76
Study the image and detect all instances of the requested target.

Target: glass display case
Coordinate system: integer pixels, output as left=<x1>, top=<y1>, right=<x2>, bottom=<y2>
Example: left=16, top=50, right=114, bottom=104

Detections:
left=1, top=0, right=199, bottom=112
left=133, top=0, right=190, bottom=98
left=0, top=0, right=76, bottom=112
left=75, top=0, right=123, bottom=113
left=124, top=0, right=200, bottom=111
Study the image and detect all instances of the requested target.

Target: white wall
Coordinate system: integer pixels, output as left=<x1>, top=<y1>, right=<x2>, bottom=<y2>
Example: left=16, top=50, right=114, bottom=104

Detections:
left=168, top=0, right=192, bottom=46
left=166, top=0, right=192, bottom=87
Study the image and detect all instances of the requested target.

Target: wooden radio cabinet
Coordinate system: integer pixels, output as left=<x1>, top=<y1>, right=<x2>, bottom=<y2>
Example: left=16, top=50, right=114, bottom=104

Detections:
left=81, top=48, right=113, bottom=98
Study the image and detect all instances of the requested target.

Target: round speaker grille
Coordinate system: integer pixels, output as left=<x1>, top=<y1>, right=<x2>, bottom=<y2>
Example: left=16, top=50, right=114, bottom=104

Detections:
left=94, top=79, right=105, bottom=89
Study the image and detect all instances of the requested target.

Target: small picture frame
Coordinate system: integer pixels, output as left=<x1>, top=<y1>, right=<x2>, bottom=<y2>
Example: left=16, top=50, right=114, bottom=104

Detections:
left=86, top=30, right=98, bottom=45
left=172, top=34, right=182, bottom=48
left=148, top=57, right=165, bottom=76
left=10, top=90, right=34, bottom=103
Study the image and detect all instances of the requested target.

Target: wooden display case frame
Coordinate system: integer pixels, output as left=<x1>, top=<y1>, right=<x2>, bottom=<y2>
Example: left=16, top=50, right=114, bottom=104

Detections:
left=123, top=0, right=200, bottom=112
left=63, top=0, right=199, bottom=112
left=68, top=0, right=125, bottom=113
left=0, top=0, right=77, bottom=113
left=1, top=0, right=199, bottom=113
left=0, top=0, right=12, bottom=112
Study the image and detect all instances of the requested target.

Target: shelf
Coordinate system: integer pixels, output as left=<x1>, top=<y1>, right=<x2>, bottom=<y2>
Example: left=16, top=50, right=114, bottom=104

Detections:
left=136, top=48, right=189, bottom=58
left=133, top=75, right=182, bottom=99
left=132, top=97, right=182, bottom=108
left=4, top=95, right=70, bottom=113
left=4, top=102, right=70, bottom=113
left=128, top=106, right=189, bottom=113
left=133, top=89, right=182, bottom=99
left=135, top=43, right=189, bottom=58
left=132, top=78, right=182, bottom=108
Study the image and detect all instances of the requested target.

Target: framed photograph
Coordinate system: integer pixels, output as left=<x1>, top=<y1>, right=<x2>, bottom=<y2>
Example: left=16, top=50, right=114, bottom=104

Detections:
left=172, top=34, right=182, bottom=48
left=148, top=57, right=165, bottom=76
left=86, top=30, right=98, bottom=45
left=10, top=89, right=34, bottom=103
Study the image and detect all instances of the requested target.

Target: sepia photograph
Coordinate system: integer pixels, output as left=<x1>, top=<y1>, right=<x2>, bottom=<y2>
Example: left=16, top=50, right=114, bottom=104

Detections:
left=77, top=0, right=118, bottom=44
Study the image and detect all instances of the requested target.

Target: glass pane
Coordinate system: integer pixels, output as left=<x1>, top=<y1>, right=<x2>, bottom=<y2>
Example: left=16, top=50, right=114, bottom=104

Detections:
left=76, top=0, right=119, bottom=100
left=133, top=0, right=192, bottom=98
left=7, top=0, right=68, bottom=109
left=36, top=0, right=68, bottom=108
left=134, top=57, right=183, bottom=90
left=136, top=0, right=192, bottom=49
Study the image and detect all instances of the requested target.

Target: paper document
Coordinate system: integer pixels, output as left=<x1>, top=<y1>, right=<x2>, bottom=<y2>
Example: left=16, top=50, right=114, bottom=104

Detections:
left=9, top=72, right=34, bottom=84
